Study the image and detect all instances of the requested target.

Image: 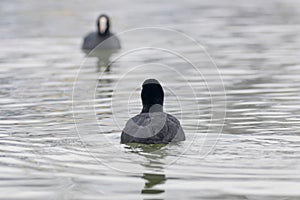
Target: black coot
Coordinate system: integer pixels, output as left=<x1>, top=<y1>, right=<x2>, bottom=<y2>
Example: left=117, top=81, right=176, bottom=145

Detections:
left=82, top=14, right=121, bottom=51
left=121, top=79, right=185, bottom=144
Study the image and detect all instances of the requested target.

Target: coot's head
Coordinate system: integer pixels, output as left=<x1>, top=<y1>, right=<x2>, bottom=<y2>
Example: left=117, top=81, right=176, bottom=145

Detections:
left=141, top=79, right=164, bottom=113
left=97, top=14, right=110, bottom=35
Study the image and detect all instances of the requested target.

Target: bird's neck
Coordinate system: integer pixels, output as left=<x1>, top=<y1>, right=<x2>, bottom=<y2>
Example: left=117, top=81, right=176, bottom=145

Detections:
left=141, top=104, right=163, bottom=113
left=98, top=31, right=110, bottom=37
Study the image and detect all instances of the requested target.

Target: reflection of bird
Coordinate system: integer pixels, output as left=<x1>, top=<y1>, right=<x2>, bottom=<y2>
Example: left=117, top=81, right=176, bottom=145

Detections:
left=141, top=173, right=166, bottom=195
left=82, top=14, right=121, bottom=51
left=121, top=79, right=185, bottom=144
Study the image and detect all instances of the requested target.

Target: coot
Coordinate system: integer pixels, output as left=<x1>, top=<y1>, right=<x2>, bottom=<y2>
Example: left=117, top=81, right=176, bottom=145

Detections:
left=121, top=79, right=185, bottom=144
left=82, top=14, right=121, bottom=51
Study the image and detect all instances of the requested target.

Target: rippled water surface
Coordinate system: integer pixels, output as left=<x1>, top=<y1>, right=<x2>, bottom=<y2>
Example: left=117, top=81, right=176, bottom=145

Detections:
left=1, top=0, right=300, bottom=199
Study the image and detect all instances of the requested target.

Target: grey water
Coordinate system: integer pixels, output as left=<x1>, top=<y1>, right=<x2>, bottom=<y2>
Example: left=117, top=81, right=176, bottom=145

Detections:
left=1, top=0, right=300, bottom=199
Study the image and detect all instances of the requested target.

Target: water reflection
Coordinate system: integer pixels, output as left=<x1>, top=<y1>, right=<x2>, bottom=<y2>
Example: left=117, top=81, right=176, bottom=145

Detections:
left=83, top=49, right=120, bottom=72
left=141, top=173, right=166, bottom=195
left=126, top=144, right=167, bottom=199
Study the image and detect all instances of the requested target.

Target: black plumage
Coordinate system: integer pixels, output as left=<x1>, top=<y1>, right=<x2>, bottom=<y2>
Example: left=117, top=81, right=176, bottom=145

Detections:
left=121, top=79, right=185, bottom=144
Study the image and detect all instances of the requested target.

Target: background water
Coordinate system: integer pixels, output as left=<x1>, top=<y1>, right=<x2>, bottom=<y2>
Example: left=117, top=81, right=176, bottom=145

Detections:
left=1, top=0, right=300, bottom=199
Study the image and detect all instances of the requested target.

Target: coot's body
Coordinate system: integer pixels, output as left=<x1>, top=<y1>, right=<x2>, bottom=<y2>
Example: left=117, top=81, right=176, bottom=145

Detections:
left=121, top=79, right=185, bottom=144
left=82, top=32, right=120, bottom=51
left=121, top=112, right=185, bottom=144
left=82, top=14, right=121, bottom=52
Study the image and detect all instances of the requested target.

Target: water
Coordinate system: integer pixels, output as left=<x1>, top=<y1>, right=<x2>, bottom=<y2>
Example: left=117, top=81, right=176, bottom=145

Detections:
left=1, top=0, right=300, bottom=199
